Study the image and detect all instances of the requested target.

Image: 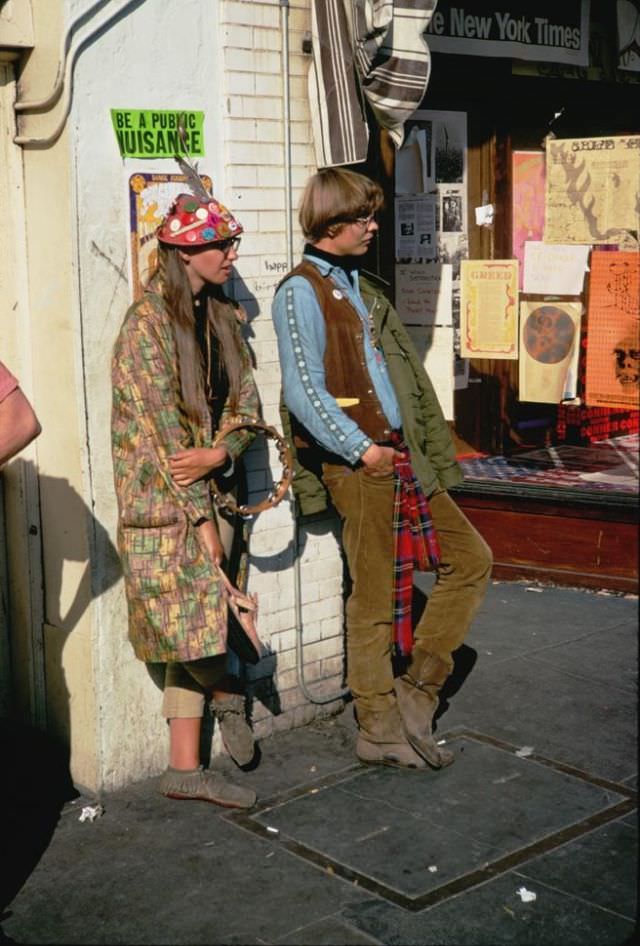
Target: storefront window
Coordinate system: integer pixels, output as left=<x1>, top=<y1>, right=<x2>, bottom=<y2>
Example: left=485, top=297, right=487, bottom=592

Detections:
left=388, top=14, right=639, bottom=507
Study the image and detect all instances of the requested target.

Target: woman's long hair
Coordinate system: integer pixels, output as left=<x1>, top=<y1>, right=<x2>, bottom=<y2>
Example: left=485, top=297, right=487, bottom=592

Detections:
left=154, top=244, right=245, bottom=426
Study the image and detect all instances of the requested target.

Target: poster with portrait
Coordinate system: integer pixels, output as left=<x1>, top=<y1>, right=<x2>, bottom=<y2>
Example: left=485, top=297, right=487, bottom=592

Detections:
left=395, top=195, right=437, bottom=259
left=439, top=184, right=465, bottom=234
left=519, top=300, right=582, bottom=403
left=128, top=172, right=213, bottom=300
left=585, top=250, right=640, bottom=409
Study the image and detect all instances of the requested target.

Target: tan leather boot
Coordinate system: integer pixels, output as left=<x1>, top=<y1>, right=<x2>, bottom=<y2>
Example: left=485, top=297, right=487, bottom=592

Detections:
left=159, top=765, right=256, bottom=809
left=356, top=703, right=427, bottom=770
left=394, top=653, right=455, bottom=769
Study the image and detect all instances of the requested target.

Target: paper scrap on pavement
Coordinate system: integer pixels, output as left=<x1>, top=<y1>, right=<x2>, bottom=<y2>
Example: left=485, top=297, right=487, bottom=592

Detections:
left=515, top=746, right=534, bottom=758
left=79, top=804, right=104, bottom=823
left=517, top=886, right=537, bottom=903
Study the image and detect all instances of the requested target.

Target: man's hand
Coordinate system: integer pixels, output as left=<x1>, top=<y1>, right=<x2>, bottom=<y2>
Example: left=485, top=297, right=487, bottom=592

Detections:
left=169, top=446, right=229, bottom=487
left=195, top=518, right=224, bottom=566
left=360, top=443, right=402, bottom=477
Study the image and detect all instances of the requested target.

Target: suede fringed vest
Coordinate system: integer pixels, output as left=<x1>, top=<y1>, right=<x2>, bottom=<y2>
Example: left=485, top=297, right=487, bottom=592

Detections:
left=279, top=261, right=392, bottom=462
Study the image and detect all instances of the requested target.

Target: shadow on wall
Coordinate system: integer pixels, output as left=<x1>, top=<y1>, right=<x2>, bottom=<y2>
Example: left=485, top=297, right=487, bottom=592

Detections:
left=41, top=471, right=122, bottom=632
left=248, top=505, right=348, bottom=714
left=36, top=468, right=122, bottom=746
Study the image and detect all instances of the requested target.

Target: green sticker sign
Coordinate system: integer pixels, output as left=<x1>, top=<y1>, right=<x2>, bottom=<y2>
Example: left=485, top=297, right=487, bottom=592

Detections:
left=111, top=109, right=204, bottom=158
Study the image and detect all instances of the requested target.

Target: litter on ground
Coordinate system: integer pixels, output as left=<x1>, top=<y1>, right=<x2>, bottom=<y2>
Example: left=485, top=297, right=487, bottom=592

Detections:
left=78, top=804, right=104, bottom=823
left=517, top=886, right=537, bottom=903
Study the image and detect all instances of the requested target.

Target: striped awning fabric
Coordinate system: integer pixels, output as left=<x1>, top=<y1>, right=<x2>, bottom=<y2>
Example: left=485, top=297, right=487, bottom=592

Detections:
left=309, top=0, right=370, bottom=168
left=309, top=0, right=438, bottom=168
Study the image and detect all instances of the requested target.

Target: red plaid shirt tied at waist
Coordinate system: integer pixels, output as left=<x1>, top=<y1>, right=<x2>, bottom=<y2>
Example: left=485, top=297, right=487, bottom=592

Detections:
left=390, top=433, right=441, bottom=657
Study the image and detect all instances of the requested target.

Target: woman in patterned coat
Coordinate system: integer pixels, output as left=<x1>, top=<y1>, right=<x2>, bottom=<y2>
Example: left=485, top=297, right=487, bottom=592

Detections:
left=111, top=190, right=260, bottom=809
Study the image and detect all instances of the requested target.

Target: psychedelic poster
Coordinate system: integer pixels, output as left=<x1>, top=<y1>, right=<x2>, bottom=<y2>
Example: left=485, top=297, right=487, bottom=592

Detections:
left=512, top=151, right=546, bottom=288
left=545, top=136, right=640, bottom=245
left=519, top=300, right=582, bottom=403
left=585, top=251, right=640, bottom=409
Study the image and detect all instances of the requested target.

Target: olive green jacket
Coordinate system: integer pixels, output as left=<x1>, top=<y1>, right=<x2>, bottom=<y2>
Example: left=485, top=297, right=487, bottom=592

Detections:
left=281, top=271, right=463, bottom=516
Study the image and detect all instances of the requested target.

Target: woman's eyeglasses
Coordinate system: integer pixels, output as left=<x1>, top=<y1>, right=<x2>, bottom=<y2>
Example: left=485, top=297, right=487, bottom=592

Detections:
left=212, top=235, right=242, bottom=255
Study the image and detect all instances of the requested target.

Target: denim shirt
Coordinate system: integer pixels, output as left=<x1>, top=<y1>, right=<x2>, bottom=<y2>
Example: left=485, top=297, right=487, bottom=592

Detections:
left=272, top=252, right=402, bottom=464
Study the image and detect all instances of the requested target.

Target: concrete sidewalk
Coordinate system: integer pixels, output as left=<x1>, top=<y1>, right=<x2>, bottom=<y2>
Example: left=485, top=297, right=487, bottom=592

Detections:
left=1, top=580, right=637, bottom=945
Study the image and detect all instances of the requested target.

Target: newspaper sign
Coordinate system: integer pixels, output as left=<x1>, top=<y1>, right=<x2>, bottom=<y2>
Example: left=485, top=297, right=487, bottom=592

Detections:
left=426, top=0, right=590, bottom=66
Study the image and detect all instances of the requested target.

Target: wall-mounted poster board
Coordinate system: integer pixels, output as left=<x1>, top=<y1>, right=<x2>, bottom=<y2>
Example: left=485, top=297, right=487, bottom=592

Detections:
left=395, top=109, right=469, bottom=391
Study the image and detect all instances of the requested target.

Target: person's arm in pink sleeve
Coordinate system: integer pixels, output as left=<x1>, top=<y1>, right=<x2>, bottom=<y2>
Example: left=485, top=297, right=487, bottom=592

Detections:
left=0, top=385, right=42, bottom=466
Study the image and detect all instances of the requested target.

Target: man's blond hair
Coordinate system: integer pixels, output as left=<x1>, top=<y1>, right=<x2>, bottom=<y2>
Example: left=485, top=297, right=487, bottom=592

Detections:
left=299, top=168, right=383, bottom=243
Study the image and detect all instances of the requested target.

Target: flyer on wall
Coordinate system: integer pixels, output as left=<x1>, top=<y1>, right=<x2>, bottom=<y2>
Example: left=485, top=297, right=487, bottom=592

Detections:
left=460, top=260, right=519, bottom=359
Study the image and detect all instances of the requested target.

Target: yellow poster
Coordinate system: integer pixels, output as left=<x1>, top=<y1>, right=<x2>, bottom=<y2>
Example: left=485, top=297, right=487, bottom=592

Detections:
left=518, top=300, right=582, bottom=403
left=585, top=251, right=640, bottom=410
left=544, top=136, right=640, bottom=245
left=460, top=259, right=518, bottom=359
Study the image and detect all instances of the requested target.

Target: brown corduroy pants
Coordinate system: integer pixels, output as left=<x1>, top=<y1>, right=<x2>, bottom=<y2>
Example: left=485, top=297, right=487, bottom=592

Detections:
left=322, top=466, right=493, bottom=716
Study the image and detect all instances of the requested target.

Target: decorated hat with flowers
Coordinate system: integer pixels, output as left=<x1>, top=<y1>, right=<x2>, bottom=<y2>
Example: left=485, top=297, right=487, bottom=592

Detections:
left=156, top=192, right=242, bottom=246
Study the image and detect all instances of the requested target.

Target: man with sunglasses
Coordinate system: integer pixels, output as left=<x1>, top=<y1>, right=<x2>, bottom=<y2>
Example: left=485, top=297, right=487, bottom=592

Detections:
left=272, top=168, right=492, bottom=771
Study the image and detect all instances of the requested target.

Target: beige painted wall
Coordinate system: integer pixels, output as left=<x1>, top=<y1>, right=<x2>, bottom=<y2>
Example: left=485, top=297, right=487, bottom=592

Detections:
left=3, top=0, right=100, bottom=790
left=3, top=0, right=343, bottom=795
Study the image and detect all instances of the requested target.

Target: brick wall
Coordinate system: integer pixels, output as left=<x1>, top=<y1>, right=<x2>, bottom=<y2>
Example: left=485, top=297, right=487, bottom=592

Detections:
left=219, top=0, right=348, bottom=742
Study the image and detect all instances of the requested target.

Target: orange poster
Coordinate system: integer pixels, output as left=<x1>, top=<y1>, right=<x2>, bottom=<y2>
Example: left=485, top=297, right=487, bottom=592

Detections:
left=512, top=152, right=545, bottom=289
left=585, top=251, right=640, bottom=409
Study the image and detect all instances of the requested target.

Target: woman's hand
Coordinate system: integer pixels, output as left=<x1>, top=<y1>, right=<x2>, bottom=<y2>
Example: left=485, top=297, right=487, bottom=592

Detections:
left=195, top=518, right=224, bottom=566
left=169, top=446, right=229, bottom=486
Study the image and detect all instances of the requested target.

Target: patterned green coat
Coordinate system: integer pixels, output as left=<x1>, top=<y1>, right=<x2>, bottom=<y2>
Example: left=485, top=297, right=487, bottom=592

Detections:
left=111, top=285, right=259, bottom=663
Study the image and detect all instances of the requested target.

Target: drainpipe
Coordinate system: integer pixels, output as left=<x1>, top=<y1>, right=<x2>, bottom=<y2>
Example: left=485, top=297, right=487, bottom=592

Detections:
left=280, top=0, right=348, bottom=706
left=14, top=0, right=145, bottom=147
